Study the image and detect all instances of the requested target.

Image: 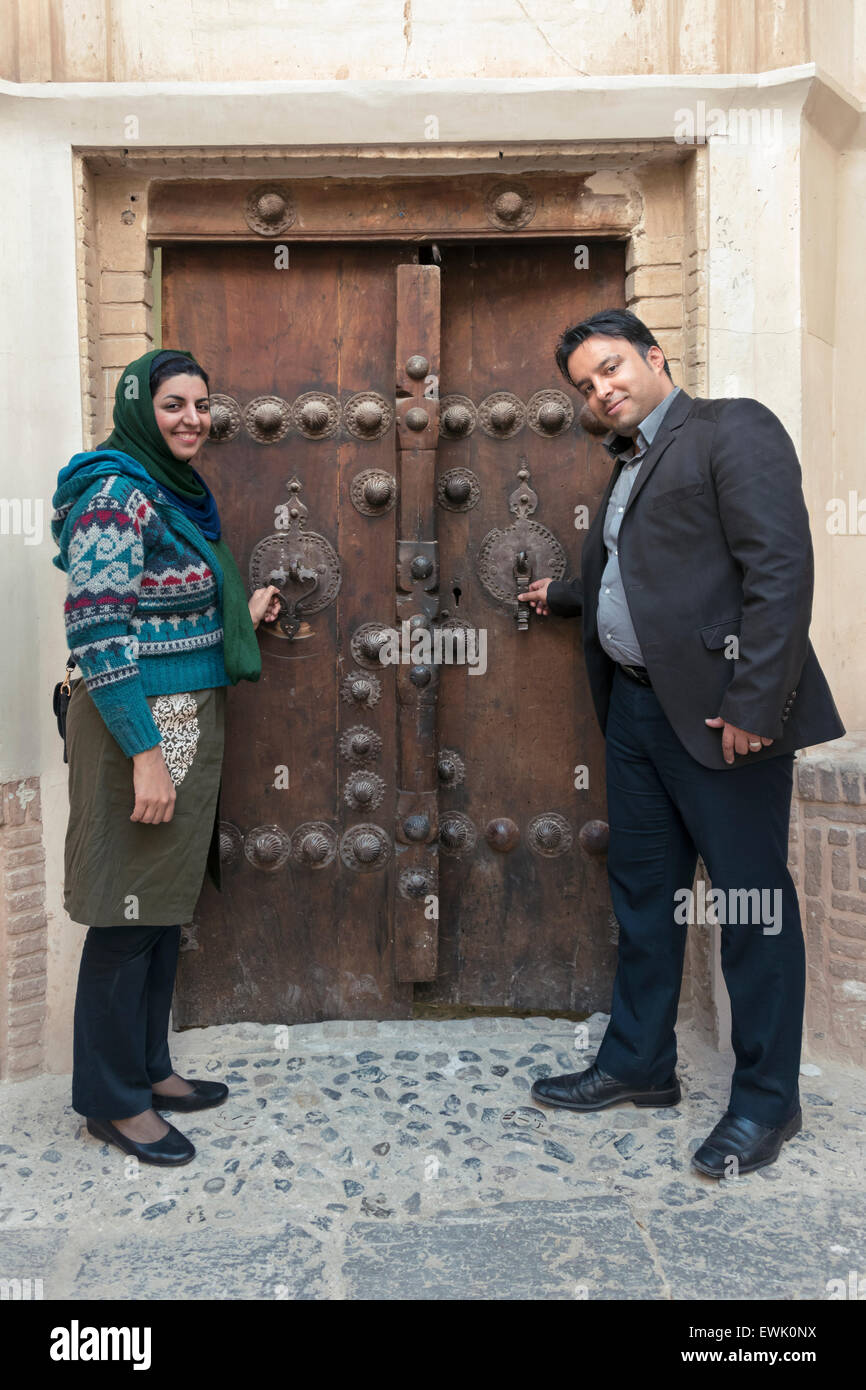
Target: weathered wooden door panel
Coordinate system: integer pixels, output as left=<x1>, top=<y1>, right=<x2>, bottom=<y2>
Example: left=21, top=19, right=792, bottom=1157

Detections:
left=419, top=239, right=624, bottom=1012
left=160, top=232, right=623, bottom=1026
left=163, top=242, right=416, bottom=1025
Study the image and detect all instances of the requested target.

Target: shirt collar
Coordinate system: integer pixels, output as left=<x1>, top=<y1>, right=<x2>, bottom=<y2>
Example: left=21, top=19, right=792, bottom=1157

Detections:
left=603, top=385, right=682, bottom=459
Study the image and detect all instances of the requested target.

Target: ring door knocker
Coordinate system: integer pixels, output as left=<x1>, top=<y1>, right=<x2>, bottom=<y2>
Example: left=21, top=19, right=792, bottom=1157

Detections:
left=514, top=549, right=533, bottom=632
left=269, top=558, right=319, bottom=638
left=249, top=476, right=341, bottom=641
left=476, top=467, right=566, bottom=631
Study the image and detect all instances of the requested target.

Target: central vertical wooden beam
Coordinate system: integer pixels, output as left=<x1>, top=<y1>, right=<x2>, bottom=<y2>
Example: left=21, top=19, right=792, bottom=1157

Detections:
left=393, top=264, right=441, bottom=982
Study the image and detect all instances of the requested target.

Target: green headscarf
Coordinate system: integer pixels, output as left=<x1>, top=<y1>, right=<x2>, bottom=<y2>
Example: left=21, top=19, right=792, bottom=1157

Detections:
left=99, top=348, right=261, bottom=684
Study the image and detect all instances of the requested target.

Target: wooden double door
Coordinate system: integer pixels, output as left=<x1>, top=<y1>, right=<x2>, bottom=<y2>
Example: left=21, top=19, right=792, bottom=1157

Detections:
left=161, top=233, right=623, bottom=1027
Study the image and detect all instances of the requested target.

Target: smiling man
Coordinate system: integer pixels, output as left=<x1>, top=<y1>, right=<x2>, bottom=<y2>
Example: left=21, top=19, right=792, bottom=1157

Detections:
left=518, top=308, right=845, bottom=1177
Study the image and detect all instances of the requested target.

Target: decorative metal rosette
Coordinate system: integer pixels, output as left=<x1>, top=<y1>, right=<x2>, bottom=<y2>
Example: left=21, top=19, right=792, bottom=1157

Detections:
left=343, top=769, right=386, bottom=813
left=244, top=395, right=292, bottom=444
left=527, top=812, right=573, bottom=858
left=344, top=391, right=393, bottom=440
left=436, top=748, right=466, bottom=788
left=351, top=622, right=395, bottom=670
left=400, top=812, right=433, bottom=843
left=339, top=725, right=382, bottom=763
left=437, top=616, right=477, bottom=638
left=484, top=182, right=537, bottom=231
left=244, top=185, right=296, bottom=237
left=291, top=391, right=341, bottom=440
left=289, top=821, right=339, bottom=870
left=477, top=391, right=526, bottom=439
left=339, top=670, right=382, bottom=708
left=434, top=618, right=480, bottom=669
left=218, top=821, right=244, bottom=867
left=350, top=469, right=397, bottom=516
left=208, top=394, right=242, bottom=443
left=438, top=811, right=477, bottom=857
left=526, top=389, right=574, bottom=437
left=439, top=394, right=477, bottom=439
left=340, top=823, right=392, bottom=872
left=244, top=824, right=291, bottom=872
left=437, top=467, right=480, bottom=512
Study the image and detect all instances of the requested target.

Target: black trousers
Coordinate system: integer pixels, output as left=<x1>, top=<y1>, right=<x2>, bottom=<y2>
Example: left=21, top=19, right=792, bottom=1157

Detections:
left=595, top=667, right=804, bottom=1128
left=72, top=923, right=181, bottom=1119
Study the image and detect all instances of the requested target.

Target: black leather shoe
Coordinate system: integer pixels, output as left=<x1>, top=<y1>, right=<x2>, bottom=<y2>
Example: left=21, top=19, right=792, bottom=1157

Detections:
left=691, top=1107, right=802, bottom=1177
left=150, top=1078, right=229, bottom=1112
left=86, top=1116, right=195, bottom=1166
left=530, top=1060, right=681, bottom=1112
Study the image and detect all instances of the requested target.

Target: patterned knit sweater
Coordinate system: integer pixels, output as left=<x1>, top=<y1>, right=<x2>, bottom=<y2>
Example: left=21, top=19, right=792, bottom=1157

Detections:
left=52, top=451, right=230, bottom=758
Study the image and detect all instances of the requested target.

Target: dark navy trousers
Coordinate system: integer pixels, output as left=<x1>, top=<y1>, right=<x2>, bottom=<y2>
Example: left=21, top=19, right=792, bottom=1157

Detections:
left=72, top=923, right=180, bottom=1119
left=594, top=666, right=803, bottom=1128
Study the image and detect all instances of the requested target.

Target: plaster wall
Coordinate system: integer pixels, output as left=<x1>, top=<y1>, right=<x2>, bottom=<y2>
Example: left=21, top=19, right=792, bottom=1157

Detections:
left=2, top=0, right=863, bottom=98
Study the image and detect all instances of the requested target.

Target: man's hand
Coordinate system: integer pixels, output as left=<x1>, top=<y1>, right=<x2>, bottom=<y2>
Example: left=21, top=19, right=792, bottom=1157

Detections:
left=131, top=745, right=176, bottom=824
left=705, top=716, right=774, bottom=766
left=517, top=577, right=553, bottom=616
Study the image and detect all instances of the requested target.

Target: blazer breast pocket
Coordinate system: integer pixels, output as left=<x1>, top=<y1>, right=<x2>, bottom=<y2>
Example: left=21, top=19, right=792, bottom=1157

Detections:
left=649, top=482, right=705, bottom=509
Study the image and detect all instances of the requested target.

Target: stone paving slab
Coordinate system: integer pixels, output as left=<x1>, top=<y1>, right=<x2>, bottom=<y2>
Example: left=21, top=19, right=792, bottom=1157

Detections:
left=1, top=1014, right=863, bottom=1300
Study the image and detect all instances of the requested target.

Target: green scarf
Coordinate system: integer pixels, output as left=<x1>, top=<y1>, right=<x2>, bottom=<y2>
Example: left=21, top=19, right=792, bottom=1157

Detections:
left=99, top=348, right=261, bottom=684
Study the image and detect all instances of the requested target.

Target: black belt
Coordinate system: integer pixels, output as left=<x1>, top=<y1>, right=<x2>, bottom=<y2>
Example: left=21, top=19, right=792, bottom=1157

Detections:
left=618, top=663, right=652, bottom=687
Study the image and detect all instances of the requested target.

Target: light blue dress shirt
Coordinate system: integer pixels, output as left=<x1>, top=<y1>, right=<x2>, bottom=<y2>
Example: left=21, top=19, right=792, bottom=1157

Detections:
left=596, top=386, right=682, bottom=666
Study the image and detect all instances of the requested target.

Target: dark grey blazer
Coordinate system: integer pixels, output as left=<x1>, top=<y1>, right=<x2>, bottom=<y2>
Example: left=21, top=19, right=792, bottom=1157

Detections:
left=545, top=389, right=845, bottom=770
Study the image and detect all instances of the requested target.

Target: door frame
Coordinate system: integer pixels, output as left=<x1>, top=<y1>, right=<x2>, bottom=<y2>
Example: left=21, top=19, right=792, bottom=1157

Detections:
left=72, top=147, right=705, bottom=450
left=70, top=149, right=711, bottom=1020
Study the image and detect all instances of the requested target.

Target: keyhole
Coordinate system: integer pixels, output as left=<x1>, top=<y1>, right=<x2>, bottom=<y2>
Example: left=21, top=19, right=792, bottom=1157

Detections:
left=452, top=584, right=462, bottom=606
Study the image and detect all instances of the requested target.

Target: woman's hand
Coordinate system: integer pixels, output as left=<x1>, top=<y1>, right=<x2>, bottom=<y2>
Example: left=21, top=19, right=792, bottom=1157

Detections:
left=131, top=745, right=176, bottom=824
left=248, top=584, right=282, bottom=630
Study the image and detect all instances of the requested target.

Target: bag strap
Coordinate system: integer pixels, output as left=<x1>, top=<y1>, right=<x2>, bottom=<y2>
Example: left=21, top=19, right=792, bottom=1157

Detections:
left=60, top=654, right=77, bottom=695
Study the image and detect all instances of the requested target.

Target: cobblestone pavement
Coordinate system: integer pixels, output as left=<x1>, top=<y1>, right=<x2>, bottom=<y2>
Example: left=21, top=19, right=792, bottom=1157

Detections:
left=1, top=1013, right=864, bottom=1300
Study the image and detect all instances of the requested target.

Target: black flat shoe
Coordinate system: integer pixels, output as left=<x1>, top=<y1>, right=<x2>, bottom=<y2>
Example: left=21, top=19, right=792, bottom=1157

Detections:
left=86, top=1116, right=195, bottom=1166
left=150, top=1078, right=229, bottom=1112
left=530, top=1060, right=681, bottom=1112
left=691, top=1107, right=802, bottom=1177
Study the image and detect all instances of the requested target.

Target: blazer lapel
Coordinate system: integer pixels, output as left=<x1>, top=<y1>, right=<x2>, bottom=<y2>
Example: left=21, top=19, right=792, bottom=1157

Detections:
left=622, top=388, right=695, bottom=518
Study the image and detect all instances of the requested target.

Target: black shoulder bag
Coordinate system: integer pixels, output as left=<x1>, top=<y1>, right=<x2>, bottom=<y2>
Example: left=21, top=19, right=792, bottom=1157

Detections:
left=53, top=657, right=82, bottom=764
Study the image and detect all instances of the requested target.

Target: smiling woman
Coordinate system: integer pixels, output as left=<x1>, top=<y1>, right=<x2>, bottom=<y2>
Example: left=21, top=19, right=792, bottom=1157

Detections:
left=150, top=352, right=213, bottom=457
left=50, top=348, right=281, bottom=1169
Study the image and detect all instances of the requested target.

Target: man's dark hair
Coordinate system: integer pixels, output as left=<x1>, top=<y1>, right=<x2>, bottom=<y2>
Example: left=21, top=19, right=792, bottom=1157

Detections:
left=554, top=308, right=672, bottom=387
left=149, top=350, right=210, bottom=395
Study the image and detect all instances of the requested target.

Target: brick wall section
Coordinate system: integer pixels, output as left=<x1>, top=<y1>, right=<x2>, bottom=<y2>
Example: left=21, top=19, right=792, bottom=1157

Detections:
left=97, top=267, right=154, bottom=443
left=73, top=156, right=100, bottom=446
left=793, top=736, right=866, bottom=1066
left=0, top=779, right=48, bottom=1081
left=626, top=232, right=684, bottom=390
left=75, top=162, right=154, bottom=446
left=682, top=147, right=709, bottom=397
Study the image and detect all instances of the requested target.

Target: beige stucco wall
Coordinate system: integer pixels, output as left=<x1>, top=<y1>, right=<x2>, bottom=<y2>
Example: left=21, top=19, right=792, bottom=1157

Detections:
left=2, top=0, right=865, bottom=98
left=824, top=142, right=866, bottom=696
left=0, top=52, right=864, bottom=1075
